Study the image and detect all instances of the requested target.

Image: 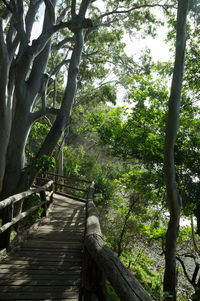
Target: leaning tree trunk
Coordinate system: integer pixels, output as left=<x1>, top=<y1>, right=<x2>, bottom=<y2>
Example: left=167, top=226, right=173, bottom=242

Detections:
left=0, top=0, right=92, bottom=250
left=163, top=1, right=189, bottom=300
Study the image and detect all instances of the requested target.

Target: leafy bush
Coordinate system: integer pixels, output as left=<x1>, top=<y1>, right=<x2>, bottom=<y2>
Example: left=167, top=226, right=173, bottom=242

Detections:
left=106, top=283, right=120, bottom=301
left=23, top=194, right=44, bottom=221
left=121, top=250, right=163, bottom=300
left=28, top=155, right=56, bottom=174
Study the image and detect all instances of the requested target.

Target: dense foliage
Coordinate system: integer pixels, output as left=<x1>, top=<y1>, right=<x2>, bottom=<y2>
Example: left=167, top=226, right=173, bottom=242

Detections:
left=1, top=0, right=200, bottom=300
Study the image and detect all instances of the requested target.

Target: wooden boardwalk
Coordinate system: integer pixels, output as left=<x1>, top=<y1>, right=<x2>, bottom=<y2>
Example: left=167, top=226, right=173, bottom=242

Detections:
left=0, top=193, right=86, bottom=301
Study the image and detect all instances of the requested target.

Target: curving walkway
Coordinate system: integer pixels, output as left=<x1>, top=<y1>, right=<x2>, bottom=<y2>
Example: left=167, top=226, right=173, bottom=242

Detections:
left=0, top=194, right=86, bottom=301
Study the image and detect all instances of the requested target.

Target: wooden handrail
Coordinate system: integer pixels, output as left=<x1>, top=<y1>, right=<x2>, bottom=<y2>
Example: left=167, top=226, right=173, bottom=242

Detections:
left=44, top=172, right=91, bottom=183
left=0, top=180, right=53, bottom=210
left=0, top=180, right=54, bottom=251
left=84, top=197, right=153, bottom=301
left=40, top=172, right=93, bottom=199
left=54, top=183, right=88, bottom=193
left=0, top=192, right=53, bottom=234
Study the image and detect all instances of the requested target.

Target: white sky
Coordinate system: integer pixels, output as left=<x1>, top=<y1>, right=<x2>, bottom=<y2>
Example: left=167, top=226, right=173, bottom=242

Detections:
left=124, top=26, right=171, bottom=63
left=31, top=3, right=172, bottom=102
left=31, top=2, right=171, bottom=63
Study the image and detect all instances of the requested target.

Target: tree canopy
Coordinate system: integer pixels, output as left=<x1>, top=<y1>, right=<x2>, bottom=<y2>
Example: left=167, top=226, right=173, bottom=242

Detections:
left=0, top=0, right=200, bottom=300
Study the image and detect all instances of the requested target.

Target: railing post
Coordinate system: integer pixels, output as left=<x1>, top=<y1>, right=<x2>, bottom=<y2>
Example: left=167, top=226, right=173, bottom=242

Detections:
left=50, top=182, right=54, bottom=204
left=55, top=173, right=58, bottom=192
left=0, top=202, right=14, bottom=251
left=40, top=191, right=47, bottom=217
left=82, top=247, right=107, bottom=301
left=82, top=182, right=107, bottom=301
left=87, top=182, right=95, bottom=201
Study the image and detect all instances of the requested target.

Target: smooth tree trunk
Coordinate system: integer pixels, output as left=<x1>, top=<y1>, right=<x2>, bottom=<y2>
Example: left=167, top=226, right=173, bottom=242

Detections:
left=163, top=1, right=189, bottom=300
left=0, top=0, right=92, bottom=250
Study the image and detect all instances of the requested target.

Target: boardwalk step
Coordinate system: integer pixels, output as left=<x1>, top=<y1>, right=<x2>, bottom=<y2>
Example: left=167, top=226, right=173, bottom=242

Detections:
left=0, top=277, right=80, bottom=286
left=0, top=193, right=85, bottom=301
left=0, top=268, right=81, bottom=275
left=0, top=289, right=79, bottom=300
left=0, top=263, right=81, bottom=270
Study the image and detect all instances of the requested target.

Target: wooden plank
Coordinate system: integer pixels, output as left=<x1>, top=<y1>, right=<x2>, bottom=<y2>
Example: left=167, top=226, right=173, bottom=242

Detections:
left=34, top=226, right=84, bottom=232
left=0, top=268, right=81, bottom=275
left=0, top=291, right=79, bottom=300
left=0, top=285, right=79, bottom=292
left=7, top=251, right=82, bottom=260
left=7, top=255, right=82, bottom=263
left=53, top=194, right=86, bottom=205
left=14, top=246, right=82, bottom=253
left=0, top=263, right=81, bottom=270
left=48, top=212, right=85, bottom=217
left=0, top=292, right=79, bottom=300
left=54, top=192, right=87, bottom=203
left=0, top=193, right=86, bottom=301
left=2, top=257, right=83, bottom=265
left=0, top=278, right=81, bottom=286
left=0, top=272, right=81, bottom=280
left=22, top=239, right=83, bottom=245
left=30, top=233, right=84, bottom=240
left=10, top=248, right=83, bottom=257
left=54, top=182, right=88, bottom=193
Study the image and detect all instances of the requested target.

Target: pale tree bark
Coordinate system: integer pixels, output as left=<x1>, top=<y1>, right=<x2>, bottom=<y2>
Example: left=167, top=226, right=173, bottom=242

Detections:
left=57, top=132, right=65, bottom=176
left=0, top=0, right=176, bottom=195
left=0, top=0, right=92, bottom=250
left=163, top=1, right=189, bottom=300
left=1, top=0, right=58, bottom=198
left=0, top=0, right=176, bottom=249
left=0, top=16, right=12, bottom=192
left=0, top=0, right=92, bottom=198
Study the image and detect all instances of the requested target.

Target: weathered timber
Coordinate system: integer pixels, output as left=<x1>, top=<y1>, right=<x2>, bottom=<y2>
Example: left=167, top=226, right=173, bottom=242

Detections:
left=86, top=200, right=102, bottom=237
left=55, top=191, right=87, bottom=203
left=82, top=197, right=106, bottom=301
left=55, top=182, right=88, bottom=193
left=0, top=197, right=52, bottom=234
left=85, top=234, right=152, bottom=301
left=0, top=180, right=53, bottom=250
left=0, top=180, right=53, bottom=210
left=44, top=172, right=92, bottom=183
left=84, top=199, right=153, bottom=301
left=0, top=194, right=86, bottom=300
left=87, top=181, right=95, bottom=202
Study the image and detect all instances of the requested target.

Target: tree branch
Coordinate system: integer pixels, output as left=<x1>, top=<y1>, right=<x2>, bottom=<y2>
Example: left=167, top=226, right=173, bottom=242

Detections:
left=25, top=0, right=43, bottom=41
left=15, top=0, right=28, bottom=48
left=0, top=17, right=9, bottom=114
left=26, top=17, right=92, bottom=58
left=176, top=255, right=193, bottom=286
left=56, top=5, right=71, bottom=23
left=79, top=0, right=91, bottom=17
left=95, top=3, right=175, bottom=22
left=50, top=58, right=70, bottom=77
left=31, top=107, right=60, bottom=122
left=1, top=0, right=13, bottom=13
left=44, top=0, right=55, bottom=25
left=71, top=0, right=76, bottom=18
left=192, top=264, right=199, bottom=286
left=191, top=216, right=200, bottom=255
left=52, top=37, right=74, bottom=51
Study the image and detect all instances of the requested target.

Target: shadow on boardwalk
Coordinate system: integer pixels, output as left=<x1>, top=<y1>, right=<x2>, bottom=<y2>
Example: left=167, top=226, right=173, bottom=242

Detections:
left=0, top=194, right=86, bottom=301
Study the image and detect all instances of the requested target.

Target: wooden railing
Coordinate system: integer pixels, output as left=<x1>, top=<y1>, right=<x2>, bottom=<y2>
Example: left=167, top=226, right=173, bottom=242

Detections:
left=0, top=173, right=153, bottom=300
left=82, top=183, right=153, bottom=301
left=40, top=172, right=92, bottom=199
left=0, top=180, right=53, bottom=251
